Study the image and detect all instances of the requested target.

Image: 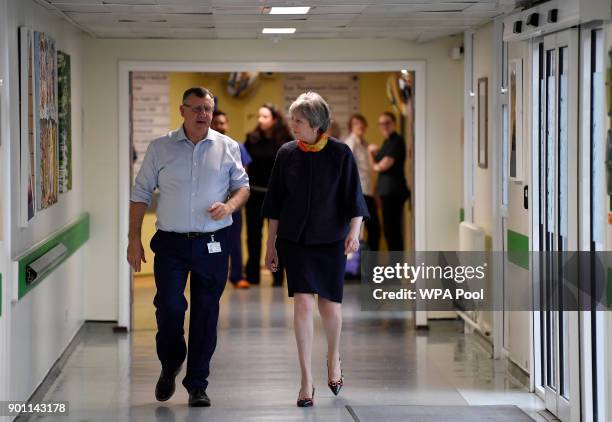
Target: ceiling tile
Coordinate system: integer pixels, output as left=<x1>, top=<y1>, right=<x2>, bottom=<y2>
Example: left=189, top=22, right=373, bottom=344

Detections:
left=43, top=0, right=515, bottom=41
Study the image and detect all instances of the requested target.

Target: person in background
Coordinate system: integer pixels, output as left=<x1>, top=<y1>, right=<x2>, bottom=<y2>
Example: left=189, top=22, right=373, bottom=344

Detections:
left=262, top=92, right=368, bottom=407
left=127, top=87, right=249, bottom=407
left=211, top=110, right=251, bottom=289
left=326, top=120, right=342, bottom=139
left=244, top=103, right=293, bottom=287
left=342, top=114, right=380, bottom=251
left=367, top=111, right=409, bottom=251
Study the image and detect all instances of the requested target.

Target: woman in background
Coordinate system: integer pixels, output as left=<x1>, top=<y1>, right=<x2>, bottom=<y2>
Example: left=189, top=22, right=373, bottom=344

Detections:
left=244, top=103, right=293, bottom=286
left=343, top=114, right=380, bottom=251
left=262, top=92, right=368, bottom=407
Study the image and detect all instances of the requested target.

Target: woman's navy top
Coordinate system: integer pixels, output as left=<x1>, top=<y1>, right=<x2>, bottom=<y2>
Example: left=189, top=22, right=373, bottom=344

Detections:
left=262, top=138, right=369, bottom=245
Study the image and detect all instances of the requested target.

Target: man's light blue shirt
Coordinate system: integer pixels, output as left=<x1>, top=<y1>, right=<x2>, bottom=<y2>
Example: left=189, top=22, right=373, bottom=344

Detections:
left=131, top=126, right=250, bottom=233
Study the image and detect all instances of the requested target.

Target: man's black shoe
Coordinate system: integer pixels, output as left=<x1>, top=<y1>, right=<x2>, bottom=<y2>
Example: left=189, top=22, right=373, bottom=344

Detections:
left=188, top=388, right=211, bottom=407
left=155, top=365, right=182, bottom=402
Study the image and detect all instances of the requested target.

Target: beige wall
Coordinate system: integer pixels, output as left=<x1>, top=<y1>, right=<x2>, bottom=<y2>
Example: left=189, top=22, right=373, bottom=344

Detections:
left=1, top=0, right=87, bottom=403
left=473, top=23, right=494, bottom=241
left=83, top=37, right=464, bottom=320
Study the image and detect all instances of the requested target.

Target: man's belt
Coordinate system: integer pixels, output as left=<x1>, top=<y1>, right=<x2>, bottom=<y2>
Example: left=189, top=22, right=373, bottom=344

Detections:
left=160, top=230, right=216, bottom=238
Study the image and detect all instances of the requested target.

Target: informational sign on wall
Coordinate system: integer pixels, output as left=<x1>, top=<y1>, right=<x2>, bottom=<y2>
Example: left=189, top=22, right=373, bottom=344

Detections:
left=130, top=72, right=169, bottom=182
left=283, top=73, right=360, bottom=140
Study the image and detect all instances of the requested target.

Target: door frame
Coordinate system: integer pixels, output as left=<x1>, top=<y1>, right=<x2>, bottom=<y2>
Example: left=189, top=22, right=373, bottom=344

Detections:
left=578, top=23, right=607, bottom=422
left=116, top=60, right=428, bottom=330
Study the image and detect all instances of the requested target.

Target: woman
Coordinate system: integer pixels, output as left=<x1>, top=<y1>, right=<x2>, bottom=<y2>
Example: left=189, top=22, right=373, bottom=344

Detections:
left=244, top=103, right=293, bottom=286
left=343, top=114, right=380, bottom=251
left=262, top=92, right=369, bottom=407
left=367, top=111, right=409, bottom=251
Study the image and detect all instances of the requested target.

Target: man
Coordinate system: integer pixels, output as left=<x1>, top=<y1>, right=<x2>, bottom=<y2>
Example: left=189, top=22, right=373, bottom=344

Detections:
left=211, top=110, right=251, bottom=289
left=127, top=87, right=250, bottom=407
left=367, top=111, right=409, bottom=251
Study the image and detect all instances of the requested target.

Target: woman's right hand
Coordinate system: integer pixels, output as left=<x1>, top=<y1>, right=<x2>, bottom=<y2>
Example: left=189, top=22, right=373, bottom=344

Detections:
left=265, top=242, right=279, bottom=272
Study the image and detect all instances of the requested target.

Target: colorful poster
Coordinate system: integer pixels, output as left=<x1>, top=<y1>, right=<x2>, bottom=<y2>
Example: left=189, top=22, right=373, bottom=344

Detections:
left=34, top=31, right=58, bottom=210
left=57, top=50, right=71, bottom=193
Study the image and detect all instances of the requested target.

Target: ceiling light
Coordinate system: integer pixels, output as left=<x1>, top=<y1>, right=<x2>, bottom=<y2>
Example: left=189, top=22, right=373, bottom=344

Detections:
left=269, top=7, right=310, bottom=15
left=262, top=28, right=296, bottom=34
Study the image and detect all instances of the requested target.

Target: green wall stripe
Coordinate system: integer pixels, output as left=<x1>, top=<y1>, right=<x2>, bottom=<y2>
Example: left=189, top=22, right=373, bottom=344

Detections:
left=507, top=229, right=529, bottom=270
left=459, top=208, right=465, bottom=223
left=18, top=213, right=89, bottom=300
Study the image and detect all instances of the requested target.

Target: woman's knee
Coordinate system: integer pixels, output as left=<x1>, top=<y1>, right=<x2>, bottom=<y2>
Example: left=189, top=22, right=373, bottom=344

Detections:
left=294, top=294, right=315, bottom=315
left=318, top=298, right=341, bottom=318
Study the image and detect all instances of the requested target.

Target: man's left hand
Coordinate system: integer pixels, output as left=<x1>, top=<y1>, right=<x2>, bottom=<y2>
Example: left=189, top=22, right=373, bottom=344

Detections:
left=207, top=202, right=234, bottom=220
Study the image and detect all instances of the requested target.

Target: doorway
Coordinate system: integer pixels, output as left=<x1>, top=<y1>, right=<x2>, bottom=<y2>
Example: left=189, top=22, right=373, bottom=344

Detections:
left=117, top=61, right=427, bottom=331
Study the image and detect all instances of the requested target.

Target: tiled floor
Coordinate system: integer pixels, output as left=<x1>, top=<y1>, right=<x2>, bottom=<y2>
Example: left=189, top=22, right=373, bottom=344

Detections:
left=31, top=276, right=547, bottom=421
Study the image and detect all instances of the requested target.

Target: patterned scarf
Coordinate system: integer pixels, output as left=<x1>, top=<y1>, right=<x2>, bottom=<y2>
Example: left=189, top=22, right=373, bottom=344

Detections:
left=297, top=134, right=328, bottom=152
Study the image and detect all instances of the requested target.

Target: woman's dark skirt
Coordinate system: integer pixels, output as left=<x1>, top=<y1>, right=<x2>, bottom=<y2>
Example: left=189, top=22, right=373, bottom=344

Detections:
left=276, top=237, right=347, bottom=303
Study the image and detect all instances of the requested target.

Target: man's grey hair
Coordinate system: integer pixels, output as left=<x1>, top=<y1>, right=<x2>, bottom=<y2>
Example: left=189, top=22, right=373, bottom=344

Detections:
left=288, top=92, right=331, bottom=134
left=182, top=87, right=214, bottom=103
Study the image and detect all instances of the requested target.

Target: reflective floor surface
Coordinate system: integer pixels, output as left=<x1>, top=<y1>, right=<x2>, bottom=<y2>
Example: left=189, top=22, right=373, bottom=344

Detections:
left=30, top=277, right=547, bottom=421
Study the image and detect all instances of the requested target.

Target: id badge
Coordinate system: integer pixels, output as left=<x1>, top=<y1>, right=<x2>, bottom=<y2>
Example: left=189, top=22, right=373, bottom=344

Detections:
left=207, top=234, right=222, bottom=254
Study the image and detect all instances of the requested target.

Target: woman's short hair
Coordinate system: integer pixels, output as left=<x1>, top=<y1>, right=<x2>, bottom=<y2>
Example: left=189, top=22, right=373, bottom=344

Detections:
left=289, top=92, right=331, bottom=134
left=348, top=113, right=368, bottom=131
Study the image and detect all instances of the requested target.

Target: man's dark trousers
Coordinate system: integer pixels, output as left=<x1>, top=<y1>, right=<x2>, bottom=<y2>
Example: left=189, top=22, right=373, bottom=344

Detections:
left=150, top=228, right=229, bottom=392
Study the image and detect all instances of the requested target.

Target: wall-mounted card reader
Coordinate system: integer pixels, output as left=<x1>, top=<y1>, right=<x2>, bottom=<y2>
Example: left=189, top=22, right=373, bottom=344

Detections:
left=26, top=243, right=68, bottom=285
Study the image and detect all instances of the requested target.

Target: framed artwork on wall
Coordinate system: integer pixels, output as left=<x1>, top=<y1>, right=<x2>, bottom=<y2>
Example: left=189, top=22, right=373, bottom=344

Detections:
left=19, top=28, right=60, bottom=226
left=19, top=26, right=36, bottom=226
left=34, top=30, right=58, bottom=210
left=57, top=50, right=72, bottom=193
left=509, top=58, right=523, bottom=182
left=477, top=77, right=488, bottom=169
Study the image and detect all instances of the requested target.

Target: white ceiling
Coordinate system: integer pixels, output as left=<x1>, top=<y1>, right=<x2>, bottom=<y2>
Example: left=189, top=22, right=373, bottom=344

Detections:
left=38, top=0, right=517, bottom=42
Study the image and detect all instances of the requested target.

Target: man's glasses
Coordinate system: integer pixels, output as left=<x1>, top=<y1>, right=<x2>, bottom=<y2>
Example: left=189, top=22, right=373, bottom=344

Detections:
left=183, top=104, right=213, bottom=114
left=378, top=120, right=393, bottom=127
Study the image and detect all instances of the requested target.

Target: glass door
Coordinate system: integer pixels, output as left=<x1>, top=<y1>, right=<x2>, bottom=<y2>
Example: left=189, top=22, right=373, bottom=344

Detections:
left=536, top=28, right=580, bottom=422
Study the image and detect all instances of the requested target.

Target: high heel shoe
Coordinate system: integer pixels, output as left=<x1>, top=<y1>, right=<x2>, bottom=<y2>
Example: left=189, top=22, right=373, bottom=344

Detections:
left=327, top=357, right=344, bottom=396
left=296, top=387, right=315, bottom=407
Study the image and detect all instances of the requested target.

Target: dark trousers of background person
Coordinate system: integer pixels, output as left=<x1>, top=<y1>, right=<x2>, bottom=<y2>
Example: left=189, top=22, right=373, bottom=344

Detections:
left=151, top=228, right=229, bottom=392
left=227, top=209, right=244, bottom=284
left=364, top=195, right=381, bottom=251
left=380, top=194, right=406, bottom=251
left=245, top=190, right=284, bottom=286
